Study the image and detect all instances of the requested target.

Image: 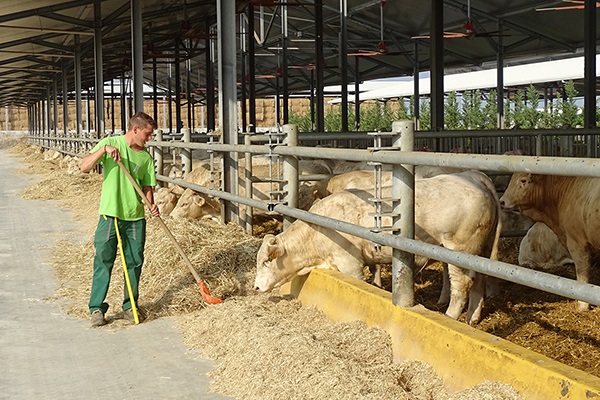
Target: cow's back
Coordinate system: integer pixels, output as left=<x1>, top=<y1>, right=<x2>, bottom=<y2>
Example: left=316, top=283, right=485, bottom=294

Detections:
left=415, top=171, right=500, bottom=256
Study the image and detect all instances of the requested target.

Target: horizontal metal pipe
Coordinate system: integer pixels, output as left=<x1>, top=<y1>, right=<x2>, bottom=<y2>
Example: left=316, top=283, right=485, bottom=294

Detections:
left=158, top=172, right=600, bottom=307
left=33, top=135, right=600, bottom=178
left=152, top=140, right=600, bottom=178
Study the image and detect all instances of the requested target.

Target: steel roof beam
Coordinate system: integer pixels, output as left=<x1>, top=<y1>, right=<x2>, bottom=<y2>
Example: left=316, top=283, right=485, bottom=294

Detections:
left=444, top=0, right=576, bottom=53
left=0, top=0, right=95, bottom=24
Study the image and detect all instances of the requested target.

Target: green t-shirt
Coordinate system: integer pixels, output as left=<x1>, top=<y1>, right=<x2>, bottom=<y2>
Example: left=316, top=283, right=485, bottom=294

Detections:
left=91, top=135, right=156, bottom=221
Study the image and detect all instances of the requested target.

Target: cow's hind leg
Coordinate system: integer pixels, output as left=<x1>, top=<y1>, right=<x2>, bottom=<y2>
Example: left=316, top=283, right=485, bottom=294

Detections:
left=466, top=273, right=485, bottom=325
left=368, top=264, right=382, bottom=288
left=445, top=264, right=472, bottom=320
left=437, top=263, right=450, bottom=305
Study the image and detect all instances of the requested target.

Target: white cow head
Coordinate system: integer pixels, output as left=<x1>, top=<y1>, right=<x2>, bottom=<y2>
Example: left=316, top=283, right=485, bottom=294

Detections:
left=154, top=187, right=180, bottom=216
left=254, top=234, right=298, bottom=292
left=170, top=188, right=220, bottom=220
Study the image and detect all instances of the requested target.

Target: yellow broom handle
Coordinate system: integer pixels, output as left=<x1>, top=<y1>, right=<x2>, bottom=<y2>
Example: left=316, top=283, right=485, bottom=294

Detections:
left=114, top=217, right=140, bottom=324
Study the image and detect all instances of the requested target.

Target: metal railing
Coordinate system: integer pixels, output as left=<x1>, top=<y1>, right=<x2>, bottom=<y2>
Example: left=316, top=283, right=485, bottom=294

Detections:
left=26, top=124, right=600, bottom=311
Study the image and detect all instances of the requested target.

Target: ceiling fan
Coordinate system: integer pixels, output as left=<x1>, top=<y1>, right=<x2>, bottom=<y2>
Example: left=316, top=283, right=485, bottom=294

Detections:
left=346, top=1, right=411, bottom=57
left=180, top=19, right=215, bottom=40
left=535, top=1, right=600, bottom=11
left=412, top=0, right=509, bottom=40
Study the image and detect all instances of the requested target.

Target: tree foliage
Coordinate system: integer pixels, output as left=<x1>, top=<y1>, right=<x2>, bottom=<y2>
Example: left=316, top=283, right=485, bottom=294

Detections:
left=286, top=80, right=590, bottom=132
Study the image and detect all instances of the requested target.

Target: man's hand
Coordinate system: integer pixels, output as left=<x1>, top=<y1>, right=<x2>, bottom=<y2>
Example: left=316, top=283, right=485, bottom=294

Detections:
left=148, top=203, right=160, bottom=217
left=105, top=145, right=121, bottom=161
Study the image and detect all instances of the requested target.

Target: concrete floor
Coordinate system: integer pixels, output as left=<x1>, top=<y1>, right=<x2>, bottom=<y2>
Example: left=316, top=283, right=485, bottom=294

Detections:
left=0, top=149, right=231, bottom=400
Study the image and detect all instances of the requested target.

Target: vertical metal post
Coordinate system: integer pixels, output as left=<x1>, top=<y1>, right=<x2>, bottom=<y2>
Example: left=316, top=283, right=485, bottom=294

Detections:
left=155, top=128, right=163, bottom=184
left=281, top=2, right=289, bottom=124
left=244, top=133, right=253, bottom=234
left=53, top=79, right=58, bottom=136
left=46, top=87, right=51, bottom=137
left=110, top=79, right=115, bottom=133
left=206, top=19, right=216, bottom=132
left=175, top=40, right=182, bottom=132
left=181, top=127, right=191, bottom=176
left=391, top=120, right=415, bottom=307
left=62, top=61, right=69, bottom=138
left=74, top=35, right=82, bottom=138
left=496, top=20, right=505, bottom=129
left=131, top=0, right=144, bottom=112
left=354, top=56, right=360, bottom=130
left=167, top=64, right=173, bottom=133
left=240, top=15, right=247, bottom=132
left=413, top=40, right=420, bottom=130
left=152, top=58, right=158, bottom=123
left=430, top=0, right=444, bottom=131
left=248, top=3, right=256, bottom=133
left=187, top=57, right=192, bottom=129
left=94, top=0, right=105, bottom=136
left=584, top=0, right=597, bottom=156
left=339, top=0, right=348, bottom=131
left=120, top=72, right=126, bottom=129
left=315, top=0, right=325, bottom=132
left=86, top=89, right=91, bottom=134
left=282, top=124, right=298, bottom=230
left=218, top=0, right=239, bottom=223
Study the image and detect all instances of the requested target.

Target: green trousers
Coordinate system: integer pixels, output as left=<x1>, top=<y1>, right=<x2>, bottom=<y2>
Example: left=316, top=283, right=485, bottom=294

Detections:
left=88, top=216, right=146, bottom=314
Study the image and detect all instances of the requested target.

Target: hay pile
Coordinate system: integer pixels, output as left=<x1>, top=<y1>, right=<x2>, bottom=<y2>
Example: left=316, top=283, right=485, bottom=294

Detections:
left=178, top=294, right=520, bottom=400
left=0, top=133, right=27, bottom=149
left=51, top=218, right=260, bottom=322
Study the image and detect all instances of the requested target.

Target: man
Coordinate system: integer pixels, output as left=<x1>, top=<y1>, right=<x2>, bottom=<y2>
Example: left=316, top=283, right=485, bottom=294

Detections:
left=80, top=112, right=160, bottom=327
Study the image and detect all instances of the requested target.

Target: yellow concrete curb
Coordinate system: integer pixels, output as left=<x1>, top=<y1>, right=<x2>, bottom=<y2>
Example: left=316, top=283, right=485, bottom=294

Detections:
left=280, top=269, right=600, bottom=400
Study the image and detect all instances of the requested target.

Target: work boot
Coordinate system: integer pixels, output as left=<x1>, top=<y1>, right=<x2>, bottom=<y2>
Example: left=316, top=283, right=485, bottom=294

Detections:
left=124, top=308, right=146, bottom=323
left=90, top=310, right=106, bottom=327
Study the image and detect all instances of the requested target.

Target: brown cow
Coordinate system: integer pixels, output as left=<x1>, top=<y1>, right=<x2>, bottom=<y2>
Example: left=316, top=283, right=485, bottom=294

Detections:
left=499, top=172, right=600, bottom=311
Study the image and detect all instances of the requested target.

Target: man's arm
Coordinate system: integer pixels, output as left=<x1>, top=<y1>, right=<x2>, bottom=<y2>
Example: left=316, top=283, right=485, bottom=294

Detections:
left=80, top=144, right=119, bottom=173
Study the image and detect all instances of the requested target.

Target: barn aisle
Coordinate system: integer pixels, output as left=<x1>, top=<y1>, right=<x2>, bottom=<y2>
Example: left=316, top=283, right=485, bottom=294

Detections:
left=0, top=149, right=231, bottom=400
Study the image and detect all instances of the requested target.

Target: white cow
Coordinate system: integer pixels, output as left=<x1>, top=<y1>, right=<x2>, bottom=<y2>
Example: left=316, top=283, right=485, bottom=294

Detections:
left=154, top=187, right=181, bottom=216
left=500, top=172, right=600, bottom=311
left=170, top=160, right=326, bottom=220
left=313, top=166, right=466, bottom=200
left=519, top=222, right=573, bottom=270
left=255, top=171, right=502, bottom=325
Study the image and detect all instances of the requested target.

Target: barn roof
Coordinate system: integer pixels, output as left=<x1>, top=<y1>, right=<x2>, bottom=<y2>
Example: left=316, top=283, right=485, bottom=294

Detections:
left=0, top=1, right=596, bottom=107
left=329, top=55, right=600, bottom=103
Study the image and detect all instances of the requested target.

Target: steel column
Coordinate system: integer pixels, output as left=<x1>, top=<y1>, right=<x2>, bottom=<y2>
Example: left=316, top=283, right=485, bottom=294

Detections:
left=248, top=4, right=256, bottom=133
left=281, top=2, right=289, bottom=124
left=218, top=0, right=239, bottom=222
left=282, top=124, right=299, bottom=230
left=315, top=0, right=325, bottom=132
left=62, top=61, right=68, bottom=137
left=94, top=0, right=105, bottom=136
left=131, top=0, right=144, bottom=112
left=430, top=0, right=444, bottom=131
left=339, top=0, right=348, bottom=131
left=392, top=120, right=415, bottom=307
left=74, top=35, right=82, bottom=137
left=497, top=20, right=505, bottom=129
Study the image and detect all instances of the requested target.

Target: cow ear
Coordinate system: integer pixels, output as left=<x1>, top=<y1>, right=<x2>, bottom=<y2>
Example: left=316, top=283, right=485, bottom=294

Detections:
left=265, top=234, right=285, bottom=260
left=192, top=194, right=206, bottom=207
